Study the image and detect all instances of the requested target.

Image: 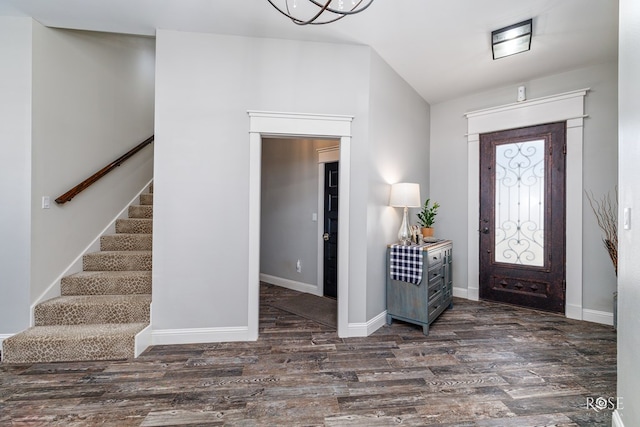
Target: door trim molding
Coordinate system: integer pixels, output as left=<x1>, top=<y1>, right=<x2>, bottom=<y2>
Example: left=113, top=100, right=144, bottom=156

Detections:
left=465, top=88, right=589, bottom=320
left=248, top=111, right=352, bottom=338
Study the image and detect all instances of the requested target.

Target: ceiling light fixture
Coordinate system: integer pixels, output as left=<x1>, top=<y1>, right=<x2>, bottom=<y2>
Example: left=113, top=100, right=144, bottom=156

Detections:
left=491, top=19, right=533, bottom=60
left=265, top=0, right=374, bottom=25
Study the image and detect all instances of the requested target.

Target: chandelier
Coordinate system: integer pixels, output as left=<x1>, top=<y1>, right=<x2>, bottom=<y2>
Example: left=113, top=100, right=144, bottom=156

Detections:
left=266, top=0, right=375, bottom=25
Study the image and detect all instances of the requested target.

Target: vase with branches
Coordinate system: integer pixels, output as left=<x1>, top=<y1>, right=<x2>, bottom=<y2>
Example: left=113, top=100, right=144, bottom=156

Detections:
left=586, top=188, right=618, bottom=276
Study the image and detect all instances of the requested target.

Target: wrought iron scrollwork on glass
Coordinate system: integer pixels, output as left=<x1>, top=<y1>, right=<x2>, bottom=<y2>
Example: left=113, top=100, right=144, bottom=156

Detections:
left=495, top=139, right=545, bottom=266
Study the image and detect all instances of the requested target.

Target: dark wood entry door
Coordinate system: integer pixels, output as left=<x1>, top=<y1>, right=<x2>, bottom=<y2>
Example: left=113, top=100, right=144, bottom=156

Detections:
left=479, top=122, right=566, bottom=313
left=323, top=161, right=339, bottom=299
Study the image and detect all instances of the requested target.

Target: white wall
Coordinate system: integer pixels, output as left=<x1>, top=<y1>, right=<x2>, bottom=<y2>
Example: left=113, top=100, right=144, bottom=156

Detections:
left=366, top=51, right=431, bottom=319
left=30, top=24, right=156, bottom=303
left=430, top=61, right=618, bottom=314
left=260, top=137, right=336, bottom=291
left=154, top=30, right=371, bottom=335
left=617, top=0, right=640, bottom=423
left=0, top=17, right=32, bottom=336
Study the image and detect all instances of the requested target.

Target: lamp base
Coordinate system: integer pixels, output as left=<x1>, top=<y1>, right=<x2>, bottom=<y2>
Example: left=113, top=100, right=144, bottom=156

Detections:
left=397, top=206, right=412, bottom=245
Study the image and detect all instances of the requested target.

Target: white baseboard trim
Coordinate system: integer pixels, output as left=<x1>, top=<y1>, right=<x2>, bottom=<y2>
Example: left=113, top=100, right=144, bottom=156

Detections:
left=366, top=310, right=388, bottom=336
left=453, top=287, right=468, bottom=299
left=152, top=326, right=251, bottom=346
left=583, top=308, right=614, bottom=326
left=346, top=310, right=387, bottom=337
left=612, top=410, right=624, bottom=427
left=135, top=324, right=152, bottom=357
left=467, top=287, right=479, bottom=301
left=260, top=273, right=321, bottom=296
left=566, top=303, right=583, bottom=321
left=30, top=179, right=154, bottom=324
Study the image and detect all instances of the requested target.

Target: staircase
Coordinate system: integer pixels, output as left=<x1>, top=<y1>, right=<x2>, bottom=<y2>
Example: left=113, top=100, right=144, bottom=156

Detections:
left=2, top=184, right=153, bottom=363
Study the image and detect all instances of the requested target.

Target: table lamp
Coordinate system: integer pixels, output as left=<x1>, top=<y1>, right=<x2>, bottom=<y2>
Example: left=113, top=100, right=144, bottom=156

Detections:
left=389, top=182, right=421, bottom=245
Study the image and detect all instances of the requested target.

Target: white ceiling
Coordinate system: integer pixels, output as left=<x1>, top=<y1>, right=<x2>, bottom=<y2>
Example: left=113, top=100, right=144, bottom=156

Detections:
left=0, top=0, right=619, bottom=104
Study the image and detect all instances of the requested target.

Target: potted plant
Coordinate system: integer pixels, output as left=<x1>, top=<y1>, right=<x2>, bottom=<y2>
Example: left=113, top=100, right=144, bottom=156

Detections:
left=417, top=198, right=440, bottom=238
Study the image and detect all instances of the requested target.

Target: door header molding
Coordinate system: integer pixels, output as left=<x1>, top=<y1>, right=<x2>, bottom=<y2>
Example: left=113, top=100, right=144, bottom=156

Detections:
left=465, top=88, right=589, bottom=137
left=248, top=111, right=353, bottom=138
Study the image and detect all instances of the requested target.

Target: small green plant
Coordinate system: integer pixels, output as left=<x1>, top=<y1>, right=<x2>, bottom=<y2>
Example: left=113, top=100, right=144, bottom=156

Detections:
left=416, top=199, right=440, bottom=228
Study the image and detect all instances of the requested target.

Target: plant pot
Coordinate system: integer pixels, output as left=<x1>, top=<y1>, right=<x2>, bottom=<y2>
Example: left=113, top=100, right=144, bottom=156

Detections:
left=421, top=227, right=434, bottom=238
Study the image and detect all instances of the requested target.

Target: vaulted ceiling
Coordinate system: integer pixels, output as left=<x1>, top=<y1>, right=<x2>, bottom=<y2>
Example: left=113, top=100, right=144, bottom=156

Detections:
left=0, top=0, right=619, bottom=104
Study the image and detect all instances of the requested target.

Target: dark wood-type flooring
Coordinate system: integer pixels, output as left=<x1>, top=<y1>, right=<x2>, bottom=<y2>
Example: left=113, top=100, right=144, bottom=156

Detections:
left=1, top=283, right=617, bottom=426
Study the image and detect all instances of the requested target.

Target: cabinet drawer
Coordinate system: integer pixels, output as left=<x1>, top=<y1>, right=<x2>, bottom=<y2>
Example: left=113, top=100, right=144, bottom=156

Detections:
left=427, top=266, right=443, bottom=283
left=427, top=280, right=442, bottom=301
left=427, top=250, right=443, bottom=268
left=428, top=291, right=444, bottom=313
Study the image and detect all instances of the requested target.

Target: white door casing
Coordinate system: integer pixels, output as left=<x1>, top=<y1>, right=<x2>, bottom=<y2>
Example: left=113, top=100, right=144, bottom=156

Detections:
left=248, top=111, right=352, bottom=338
left=465, top=89, right=588, bottom=320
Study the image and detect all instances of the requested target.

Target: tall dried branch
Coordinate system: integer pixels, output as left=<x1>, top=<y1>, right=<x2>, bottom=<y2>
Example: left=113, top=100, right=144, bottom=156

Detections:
left=586, top=188, right=618, bottom=276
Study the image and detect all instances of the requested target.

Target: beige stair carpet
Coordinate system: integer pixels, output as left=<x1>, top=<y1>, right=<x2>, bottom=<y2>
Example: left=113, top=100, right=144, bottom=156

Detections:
left=2, top=184, right=153, bottom=364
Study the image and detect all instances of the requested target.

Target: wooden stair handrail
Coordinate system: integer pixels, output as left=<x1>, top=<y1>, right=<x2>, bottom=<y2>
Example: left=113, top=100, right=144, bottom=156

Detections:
left=55, top=135, right=154, bottom=204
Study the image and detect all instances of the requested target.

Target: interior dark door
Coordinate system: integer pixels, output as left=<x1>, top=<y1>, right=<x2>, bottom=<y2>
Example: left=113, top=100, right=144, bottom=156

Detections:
left=323, top=161, right=339, bottom=299
left=479, top=122, right=566, bottom=313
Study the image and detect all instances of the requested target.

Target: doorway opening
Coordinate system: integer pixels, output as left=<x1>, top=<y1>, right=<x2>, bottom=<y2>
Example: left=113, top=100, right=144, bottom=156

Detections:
left=259, top=137, right=339, bottom=324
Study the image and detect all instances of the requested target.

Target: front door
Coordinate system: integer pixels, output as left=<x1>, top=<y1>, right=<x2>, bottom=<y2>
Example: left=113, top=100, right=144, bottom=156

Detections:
left=323, top=161, right=339, bottom=299
left=479, top=122, right=566, bottom=313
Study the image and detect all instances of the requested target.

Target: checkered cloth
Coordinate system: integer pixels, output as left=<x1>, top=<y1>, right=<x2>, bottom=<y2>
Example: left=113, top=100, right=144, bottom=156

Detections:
left=389, top=244, right=424, bottom=285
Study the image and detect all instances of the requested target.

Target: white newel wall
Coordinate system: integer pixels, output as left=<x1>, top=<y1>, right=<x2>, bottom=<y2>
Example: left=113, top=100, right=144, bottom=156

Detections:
left=0, top=17, right=33, bottom=341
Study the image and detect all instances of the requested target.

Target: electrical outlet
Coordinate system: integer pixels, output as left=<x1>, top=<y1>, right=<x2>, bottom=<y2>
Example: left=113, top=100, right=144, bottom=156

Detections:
left=296, top=259, right=302, bottom=273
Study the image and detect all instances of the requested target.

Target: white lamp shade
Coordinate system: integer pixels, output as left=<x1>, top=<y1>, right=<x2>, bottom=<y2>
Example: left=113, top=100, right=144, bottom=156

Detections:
left=389, top=183, right=421, bottom=208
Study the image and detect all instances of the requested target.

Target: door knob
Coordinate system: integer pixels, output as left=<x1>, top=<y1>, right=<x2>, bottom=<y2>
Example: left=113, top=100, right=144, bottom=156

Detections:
left=323, top=232, right=330, bottom=241
left=482, top=227, right=490, bottom=234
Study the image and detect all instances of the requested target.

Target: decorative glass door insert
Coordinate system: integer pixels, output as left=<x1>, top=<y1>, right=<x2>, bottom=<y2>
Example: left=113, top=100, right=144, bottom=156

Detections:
left=494, top=139, right=545, bottom=266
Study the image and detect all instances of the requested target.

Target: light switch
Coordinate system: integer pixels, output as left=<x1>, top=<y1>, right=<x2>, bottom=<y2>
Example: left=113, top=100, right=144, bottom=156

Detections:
left=312, top=213, right=317, bottom=221
left=624, top=207, right=631, bottom=230
left=42, top=196, right=50, bottom=209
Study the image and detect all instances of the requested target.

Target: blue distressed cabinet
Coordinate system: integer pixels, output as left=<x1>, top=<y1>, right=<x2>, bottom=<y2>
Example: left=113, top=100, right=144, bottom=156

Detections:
left=386, top=240, right=453, bottom=335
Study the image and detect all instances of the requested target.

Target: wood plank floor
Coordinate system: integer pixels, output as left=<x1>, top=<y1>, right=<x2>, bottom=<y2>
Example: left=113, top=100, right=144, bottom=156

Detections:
left=1, top=283, right=617, bottom=426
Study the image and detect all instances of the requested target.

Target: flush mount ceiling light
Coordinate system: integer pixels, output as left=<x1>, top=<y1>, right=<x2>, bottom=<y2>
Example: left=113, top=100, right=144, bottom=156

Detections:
left=266, top=0, right=374, bottom=25
left=491, top=19, right=533, bottom=60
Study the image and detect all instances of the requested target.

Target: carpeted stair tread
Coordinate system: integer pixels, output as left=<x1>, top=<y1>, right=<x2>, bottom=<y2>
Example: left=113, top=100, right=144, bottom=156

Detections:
left=128, top=205, right=153, bottom=219
left=139, top=193, right=153, bottom=205
left=100, top=233, right=152, bottom=251
left=83, top=250, right=152, bottom=271
left=1, top=323, right=148, bottom=363
left=61, top=271, right=152, bottom=295
left=34, top=295, right=151, bottom=326
left=2, top=182, right=153, bottom=364
left=116, top=218, right=152, bottom=234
